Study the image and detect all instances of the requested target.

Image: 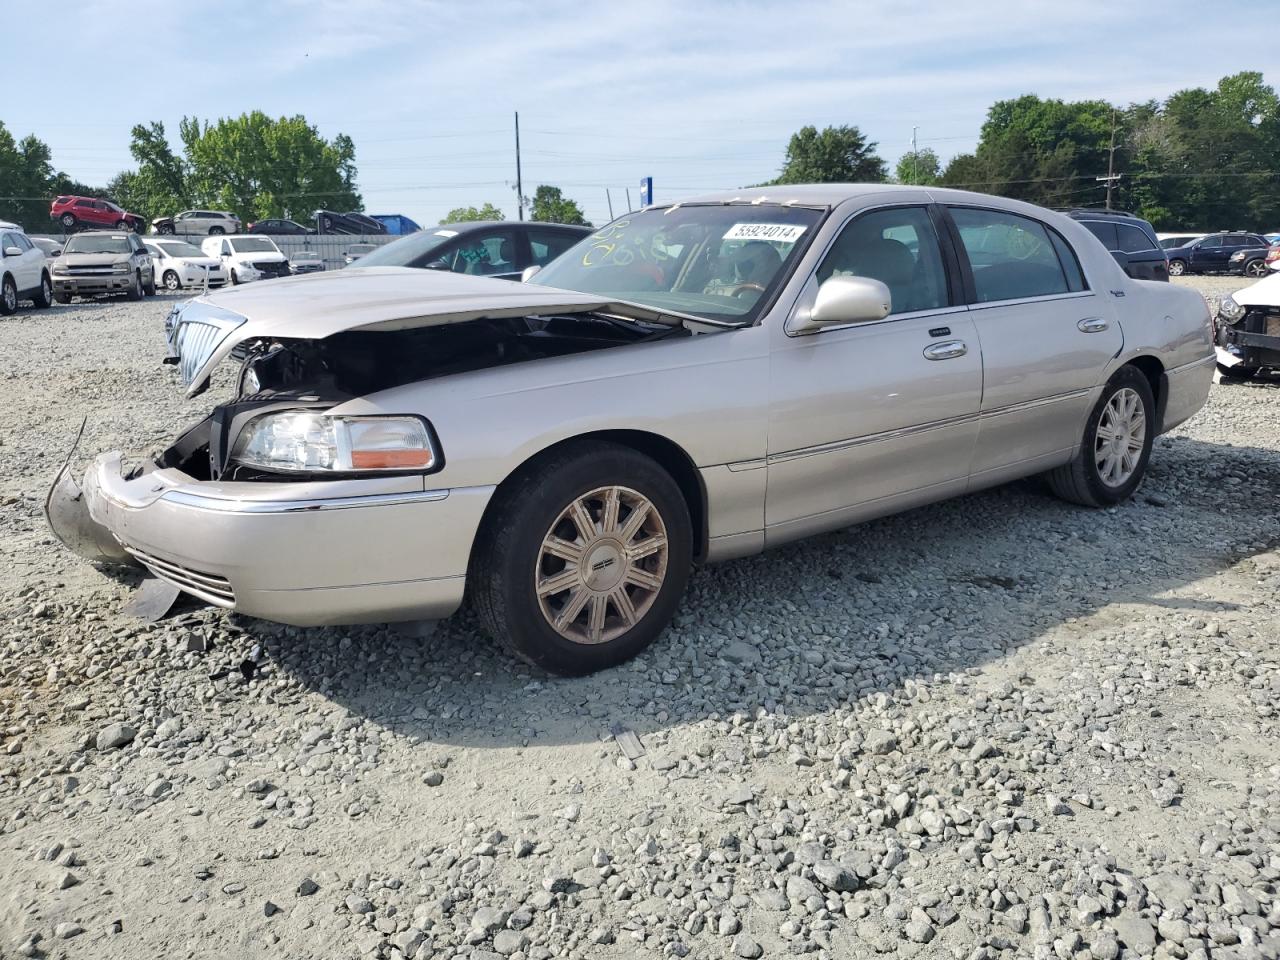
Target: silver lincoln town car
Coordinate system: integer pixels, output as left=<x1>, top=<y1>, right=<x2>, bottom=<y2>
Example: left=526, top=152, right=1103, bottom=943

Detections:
left=47, top=185, right=1215, bottom=675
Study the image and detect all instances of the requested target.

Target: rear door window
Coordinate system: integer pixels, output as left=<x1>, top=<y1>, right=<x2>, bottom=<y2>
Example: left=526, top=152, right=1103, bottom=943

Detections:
left=528, top=228, right=581, bottom=267
left=950, top=208, right=1076, bottom=303
left=1081, top=221, right=1118, bottom=250
left=1117, top=224, right=1155, bottom=253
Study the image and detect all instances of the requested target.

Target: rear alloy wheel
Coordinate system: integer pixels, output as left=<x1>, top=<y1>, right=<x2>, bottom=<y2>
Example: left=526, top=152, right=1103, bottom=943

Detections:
left=1167, top=259, right=1186, bottom=276
left=209, top=226, right=225, bottom=236
left=471, top=441, right=692, bottom=675
left=34, top=274, right=53, bottom=309
left=0, top=276, right=16, bottom=315
left=1245, top=259, right=1267, bottom=278
left=1046, top=365, right=1154, bottom=507
left=163, top=270, right=181, bottom=291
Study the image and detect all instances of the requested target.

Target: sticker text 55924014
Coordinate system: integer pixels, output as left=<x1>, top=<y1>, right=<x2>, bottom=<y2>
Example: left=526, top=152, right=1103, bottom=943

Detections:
left=722, top=223, right=808, bottom=243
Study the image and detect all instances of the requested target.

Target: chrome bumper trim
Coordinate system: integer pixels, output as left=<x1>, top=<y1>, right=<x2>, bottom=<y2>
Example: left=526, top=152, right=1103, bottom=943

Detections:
left=159, top=488, right=450, bottom=514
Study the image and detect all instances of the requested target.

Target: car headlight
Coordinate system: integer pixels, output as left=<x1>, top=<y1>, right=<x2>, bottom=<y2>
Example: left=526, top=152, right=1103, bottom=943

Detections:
left=1218, top=294, right=1246, bottom=324
left=231, top=412, right=440, bottom=473
left=52, top=264, right=68, bottom=275
left=113, top=262, right=131, bottom=274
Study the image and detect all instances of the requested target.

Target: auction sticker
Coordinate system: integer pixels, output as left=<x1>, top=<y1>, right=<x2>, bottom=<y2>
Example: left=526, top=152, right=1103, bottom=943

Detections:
left=722, top=223, right=807, bottom=243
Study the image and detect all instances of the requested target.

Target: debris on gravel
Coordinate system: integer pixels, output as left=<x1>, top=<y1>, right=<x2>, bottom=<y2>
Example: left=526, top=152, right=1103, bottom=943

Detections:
left=2, top=284, right=1280, bottom=958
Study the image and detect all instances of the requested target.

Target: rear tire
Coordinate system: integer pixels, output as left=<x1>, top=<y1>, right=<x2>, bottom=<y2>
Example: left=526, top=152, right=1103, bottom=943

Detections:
left=209, top=226, right=225, bottom=236
left=1046, top=365, right=1155, bottom=507
left=1218, top=363, right=1260, bottom=381
left=470, top=441, right=692, bottom=676
left=1167, top=259, right=1186, bottom=276
left=34, top=273, right=53, bottom=309
left=1245, top=259, right=1267, bottom=278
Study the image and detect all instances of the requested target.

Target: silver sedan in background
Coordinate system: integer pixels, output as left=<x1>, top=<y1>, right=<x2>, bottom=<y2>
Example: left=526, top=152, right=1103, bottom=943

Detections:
left=48, top=185, right=1213, bottom=675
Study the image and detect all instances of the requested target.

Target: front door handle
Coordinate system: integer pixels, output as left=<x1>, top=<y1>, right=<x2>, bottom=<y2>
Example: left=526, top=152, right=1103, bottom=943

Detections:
left=1078, top=317, right=1109, bottom=333
left=923, top=340, right=968, bottom=361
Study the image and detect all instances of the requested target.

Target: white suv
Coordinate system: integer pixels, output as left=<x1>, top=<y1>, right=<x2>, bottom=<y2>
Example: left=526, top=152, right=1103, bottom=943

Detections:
left=0, top=226, right=53, bottom=315
left=144, top=238, right=228, bottom=291
left=201, top=235, right=290, bottom=284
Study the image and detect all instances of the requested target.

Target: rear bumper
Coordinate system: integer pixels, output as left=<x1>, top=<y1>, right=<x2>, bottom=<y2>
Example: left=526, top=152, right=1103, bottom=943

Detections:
left=1159, top=354, right=1214, bottom=433
left=55, top=453, right=494, bottom=626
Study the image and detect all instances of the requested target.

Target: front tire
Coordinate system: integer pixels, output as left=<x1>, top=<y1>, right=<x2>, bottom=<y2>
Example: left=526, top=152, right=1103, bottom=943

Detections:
left=116, top=220, right=131, bottom=231
left=0, top=275, right=16, bottom=315
left=126, top=271, right=143, bottom=301
left=230, top=269, right=240, bottom=285
left=470, top=441, right=692, bottom=675
left=157, top=224, right=174, bottom=235
left=34, top=273, right=53, bottom=309
left=54, top=290, right=72, bottom=304
left=60, top=213, right=76, bottom=231
left=145, top=274, right=157, bottom=296
left=1046, top=365, right=1155, bottom=507
left=1167, top=259, right=1186, bottom=276
left=163, top=270, right=181, bottom=291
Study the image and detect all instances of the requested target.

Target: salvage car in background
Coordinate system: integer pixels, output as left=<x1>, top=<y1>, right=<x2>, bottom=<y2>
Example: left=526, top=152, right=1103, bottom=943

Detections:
left=31, top=237, right=63, bottom=259
left=144, top=238, right=227, bottom=290
left=343, top=243, right=377, bottom=265
left=1215, top=272, right=1280, bottom=379
left=315, top=210, right=387, bottom=235
left=51, top=231, right=155, bottom=303
left=200, top=235, right=289, bottom=283
left=1, top=226, right=53, bottom=314
left=1227, top=239, right=1280, bottom=278
left=48, top=185, right=1214, bottom=676
left=370, top=214, right=423, bottom=235
left=290, top=250, right=325, bottom=274
left=50, top=195, right=146, bottom=233
left=248, top=219, right=313, bottom=236
left=153, top=210, right=242, bottom=236
left=350, top=220, right=590, bottom=279
left=1164, top=232, right=1271, bottom=276
left=1062, top=208, right=1168, bottom=281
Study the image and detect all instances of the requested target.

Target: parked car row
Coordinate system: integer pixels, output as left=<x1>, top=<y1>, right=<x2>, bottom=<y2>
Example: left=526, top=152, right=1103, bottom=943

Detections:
left=47, top=195, right=420, bottom=239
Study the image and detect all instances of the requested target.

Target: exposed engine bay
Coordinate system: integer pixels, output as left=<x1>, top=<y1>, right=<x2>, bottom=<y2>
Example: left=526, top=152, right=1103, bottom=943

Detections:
left=159, top=312, right=687, bottom=482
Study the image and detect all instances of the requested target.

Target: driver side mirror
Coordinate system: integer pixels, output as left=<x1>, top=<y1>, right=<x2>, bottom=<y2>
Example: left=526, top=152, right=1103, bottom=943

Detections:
left=793, top=276, right=892, bottom=334
left=521, top=265, right=542, bottom=282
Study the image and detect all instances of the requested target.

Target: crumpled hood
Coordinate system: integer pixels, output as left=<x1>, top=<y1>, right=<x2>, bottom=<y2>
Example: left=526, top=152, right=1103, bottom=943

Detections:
left=1233, top=271, right=1280, bottom=306
left=167, top=266, right=681, bottom=397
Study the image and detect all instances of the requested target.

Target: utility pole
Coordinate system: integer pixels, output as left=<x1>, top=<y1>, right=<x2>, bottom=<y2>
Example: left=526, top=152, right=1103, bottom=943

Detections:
left=1103, top=109, right=1119, bottom=210
left=625, top=188, right=633, bottom=213
left=911, top=126, right=919, bottom=185
left=605, top=189, right=614, bottom=220
left=514, top=111, right=524, bottom=221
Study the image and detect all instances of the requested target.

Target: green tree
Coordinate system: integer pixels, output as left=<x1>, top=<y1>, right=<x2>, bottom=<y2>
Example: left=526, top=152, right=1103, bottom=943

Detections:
left=442, top=203, right=504, bottom=224
left=530, top=185, right=590, bottom=225
left=111, top=122, right=189, bottom=223
left=177, top=112, right=361, bottom=223
left=894, top=147, right=940, bottom=185
left=770, top=125, right=887, bottom=184
left=0, top=123, right=58, bottom=229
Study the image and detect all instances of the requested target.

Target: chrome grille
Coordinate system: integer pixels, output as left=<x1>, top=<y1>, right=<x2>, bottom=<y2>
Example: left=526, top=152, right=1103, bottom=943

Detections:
left=122, top=546, right=236, bottom=607
left=164, top=301, right=248, bottom=388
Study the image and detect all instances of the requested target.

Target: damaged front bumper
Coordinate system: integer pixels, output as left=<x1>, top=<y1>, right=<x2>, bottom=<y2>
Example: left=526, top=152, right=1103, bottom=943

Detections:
left=46, top=452, right=493, bottom=627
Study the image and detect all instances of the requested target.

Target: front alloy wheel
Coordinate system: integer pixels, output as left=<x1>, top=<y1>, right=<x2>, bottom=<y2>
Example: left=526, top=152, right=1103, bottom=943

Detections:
left=535, top=486, right=669, bottom=645
left=0, top=276, right=16, bottom=315
left=471, top=441, right=692, bottom=675
left=163, top=270, right=181, bottom=291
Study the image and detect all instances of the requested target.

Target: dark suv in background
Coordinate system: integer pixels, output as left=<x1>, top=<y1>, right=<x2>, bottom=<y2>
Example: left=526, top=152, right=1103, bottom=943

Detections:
left=1162, top=231, right=1271, bottom=277
left=1061, top=209, right=1167, bottom=281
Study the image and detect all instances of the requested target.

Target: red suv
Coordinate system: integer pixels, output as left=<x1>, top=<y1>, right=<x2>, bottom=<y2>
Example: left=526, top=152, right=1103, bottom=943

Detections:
left=50, top=196, right=146, bottom=233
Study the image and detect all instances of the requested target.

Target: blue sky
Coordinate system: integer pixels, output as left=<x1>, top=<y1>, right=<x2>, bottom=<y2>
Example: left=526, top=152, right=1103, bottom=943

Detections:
left=4, top=0, right=1272, bottom=226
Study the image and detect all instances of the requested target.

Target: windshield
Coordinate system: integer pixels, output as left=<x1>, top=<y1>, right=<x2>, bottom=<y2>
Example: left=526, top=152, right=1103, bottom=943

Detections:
left=350, top=229, right=453, bottom=268
left=294, top=250, right=320, bottom=260
left=529, top=204, right=823, bottom=324
left=229, top=237, right=279, bottom=254
left=154, top=240, right=204, bottom=257
left=64, top=234, right=131, bottom=255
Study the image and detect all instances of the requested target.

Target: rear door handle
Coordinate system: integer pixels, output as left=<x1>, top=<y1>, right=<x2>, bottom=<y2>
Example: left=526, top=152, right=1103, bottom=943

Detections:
left=923, top=340, right=967, bottom=361
left=1078, top=317, right=1109, bottom=333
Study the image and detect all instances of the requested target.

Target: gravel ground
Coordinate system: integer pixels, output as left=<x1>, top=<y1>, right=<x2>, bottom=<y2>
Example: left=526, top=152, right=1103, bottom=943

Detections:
left=1, top=276, right=1278, bottom=960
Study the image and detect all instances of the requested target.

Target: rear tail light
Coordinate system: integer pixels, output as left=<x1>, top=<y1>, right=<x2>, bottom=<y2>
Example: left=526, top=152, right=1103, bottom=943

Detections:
left=1266, top=247, right=1280, bottom=263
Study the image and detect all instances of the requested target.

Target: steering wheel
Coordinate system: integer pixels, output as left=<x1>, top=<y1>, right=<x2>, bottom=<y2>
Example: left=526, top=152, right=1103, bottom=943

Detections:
left=725, top=282, right=766, bottom=298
